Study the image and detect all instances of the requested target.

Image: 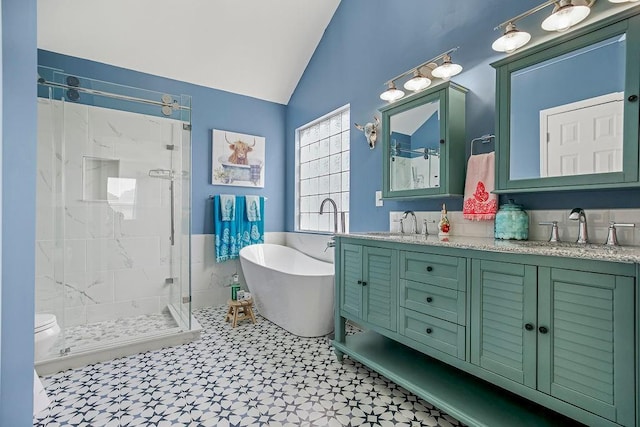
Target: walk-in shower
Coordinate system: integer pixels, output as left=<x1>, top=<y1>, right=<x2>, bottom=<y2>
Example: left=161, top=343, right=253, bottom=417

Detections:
left=35, top=67, right=197, bottom=373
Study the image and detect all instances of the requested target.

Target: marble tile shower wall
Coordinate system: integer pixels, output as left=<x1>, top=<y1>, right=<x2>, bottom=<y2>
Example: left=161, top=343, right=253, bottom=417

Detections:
left=390, top=208, right=640, bottom=245
left=36, top=99, right=186, bottom=327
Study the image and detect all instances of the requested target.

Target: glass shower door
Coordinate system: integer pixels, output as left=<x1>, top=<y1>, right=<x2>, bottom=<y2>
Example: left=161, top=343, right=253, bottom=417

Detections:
left=35, top=68, right=192, bottom=359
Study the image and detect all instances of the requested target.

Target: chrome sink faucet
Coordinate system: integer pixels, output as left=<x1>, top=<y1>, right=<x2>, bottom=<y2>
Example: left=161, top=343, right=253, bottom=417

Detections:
left=569, top=208, right=588, bottom=244
left=401, top=210, right=419, bottom=234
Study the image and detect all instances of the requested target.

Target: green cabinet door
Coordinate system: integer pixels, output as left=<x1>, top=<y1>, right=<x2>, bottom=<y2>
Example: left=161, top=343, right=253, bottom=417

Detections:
left=470, top=259, right=537, bottom=388
left=363, top=246, right=397, bottom=332
left=537, top=267, right=635, bottom=426
left=339, top=243, right=397, bottom=332
left=340, top=243, right=364, bottom=319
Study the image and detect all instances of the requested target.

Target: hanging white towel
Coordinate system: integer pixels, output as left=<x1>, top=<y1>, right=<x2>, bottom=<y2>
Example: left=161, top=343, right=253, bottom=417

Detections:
left=246, top=195, right=261, bottom=222
left=219, top=194, right=235, bottom=221
left=463, top=152, right=498, bottom=221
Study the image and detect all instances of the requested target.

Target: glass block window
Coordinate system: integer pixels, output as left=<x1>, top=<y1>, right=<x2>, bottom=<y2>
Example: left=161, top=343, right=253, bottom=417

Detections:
left=295, top=105, right=350, bottom=233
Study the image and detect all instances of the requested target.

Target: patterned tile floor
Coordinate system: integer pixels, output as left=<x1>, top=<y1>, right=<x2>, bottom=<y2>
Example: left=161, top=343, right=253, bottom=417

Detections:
left=48, top=310, right=179, bottom=357
left=35, top=306, right=466, bottom=427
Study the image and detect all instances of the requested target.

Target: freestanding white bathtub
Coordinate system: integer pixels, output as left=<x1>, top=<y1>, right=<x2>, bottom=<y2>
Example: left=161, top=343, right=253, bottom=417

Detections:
left=239, top=243, right=335, bottom=337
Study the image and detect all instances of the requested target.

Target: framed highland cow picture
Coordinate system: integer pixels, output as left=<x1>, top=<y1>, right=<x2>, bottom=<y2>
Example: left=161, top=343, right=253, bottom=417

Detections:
left=211, top=129, right=266, bottom=187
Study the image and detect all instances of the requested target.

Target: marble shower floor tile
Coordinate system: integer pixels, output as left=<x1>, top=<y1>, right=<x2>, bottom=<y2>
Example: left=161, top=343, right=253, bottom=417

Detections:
left=35, top=305, right=466, bottom=426
left=48, top=310, right=179, bottom=357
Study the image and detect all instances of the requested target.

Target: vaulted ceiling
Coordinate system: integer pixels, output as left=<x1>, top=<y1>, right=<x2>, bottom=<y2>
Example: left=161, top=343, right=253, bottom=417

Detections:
left=37, top=0, right=341, bottom=104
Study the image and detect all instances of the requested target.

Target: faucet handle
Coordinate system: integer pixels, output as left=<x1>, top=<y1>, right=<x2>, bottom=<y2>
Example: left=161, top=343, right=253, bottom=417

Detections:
left=605, top=222, right=635, bottom=246
left=539, top=221, right=560, bottom=242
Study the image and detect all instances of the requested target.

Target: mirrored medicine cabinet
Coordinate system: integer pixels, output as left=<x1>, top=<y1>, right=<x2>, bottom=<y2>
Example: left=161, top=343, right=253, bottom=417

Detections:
left=380, top=81, right=468, bottom=199
left=493, top=11, right=640, bottom=193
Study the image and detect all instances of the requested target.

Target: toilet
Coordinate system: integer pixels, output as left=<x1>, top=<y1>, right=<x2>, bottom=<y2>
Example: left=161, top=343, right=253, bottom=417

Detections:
left=34, top=313, right=60, bottom=360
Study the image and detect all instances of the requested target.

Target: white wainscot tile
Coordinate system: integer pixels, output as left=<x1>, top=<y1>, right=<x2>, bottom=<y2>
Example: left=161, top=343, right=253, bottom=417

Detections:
left=113, top=265, right=172, bottom=302
left=190, top=234, right=206, bottom=264
left=191, top=258, right=243, bottom=292
left=64, top=271, right=115, bottom=308
left=35, top=240, right=55, bottom=277
left=115, top=206, right=170, bottom=239
left=86, top=237, right=160, bottom=272
left=191, top=234, right=217, bottom=265
left=191, top=288, right=229, bottom=310
left=85, top=297, right=161, bottom=324
left=64, top=204, right=114, bottom=239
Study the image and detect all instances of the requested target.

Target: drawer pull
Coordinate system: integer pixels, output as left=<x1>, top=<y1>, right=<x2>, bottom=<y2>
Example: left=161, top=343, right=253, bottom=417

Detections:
left=426, top=328, right=433, bottom=334
left=539, top=326, right=549, bottom=334
left=426, top=266, right=433, bottom=272
left=524, top=323, right=534, bottom=331
left=426, top=297, right=433, bottom=303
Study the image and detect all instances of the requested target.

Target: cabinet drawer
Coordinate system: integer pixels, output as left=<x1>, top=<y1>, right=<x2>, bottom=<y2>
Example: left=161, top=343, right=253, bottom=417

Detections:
left=400, top=251, right=466, bottom=291
left=400, top=279, right=466, bottom=325
left=399, top=307, right=465, bottom=359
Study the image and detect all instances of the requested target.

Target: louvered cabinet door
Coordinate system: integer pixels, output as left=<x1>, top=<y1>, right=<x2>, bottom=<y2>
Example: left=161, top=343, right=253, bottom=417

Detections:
left=363, top=247, right=397, bottom=332
left=470, top=260, right=537, bottom=388
left=340, top=243, right=364, bottom=320
left=537, top=267, right=635, bottom=426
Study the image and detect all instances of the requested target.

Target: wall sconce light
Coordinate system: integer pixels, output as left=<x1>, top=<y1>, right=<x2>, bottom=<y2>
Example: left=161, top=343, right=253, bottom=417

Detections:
left=493, top=0, right=596, bottom=53
left=380, top=48, right=462, bottom=102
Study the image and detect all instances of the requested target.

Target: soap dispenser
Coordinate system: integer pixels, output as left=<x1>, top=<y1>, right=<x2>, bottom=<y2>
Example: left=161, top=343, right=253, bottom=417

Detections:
left=438, top=204, right=450, bottom=236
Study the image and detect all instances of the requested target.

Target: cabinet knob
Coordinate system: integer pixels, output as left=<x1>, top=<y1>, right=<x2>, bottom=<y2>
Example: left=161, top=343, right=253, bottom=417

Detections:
left=361, top=281, right=367, bottom=286
left=629, top=94, right=638, bottom=102
left=524, top=323, right=534, bottom=331
left=538, top=326, right=549, bottom=334
left=426, top=297, right=433, bottom=303
left=426, top=266, right=433, bottom=272
left=357, top=280, right=362, bottom=284
left=426, top=328, right=433, bottom=334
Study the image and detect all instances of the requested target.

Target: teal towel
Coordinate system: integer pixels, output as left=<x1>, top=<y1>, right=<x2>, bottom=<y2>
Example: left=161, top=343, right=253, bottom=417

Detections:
left=245, top=195, right=261, bottom=222
left=220, top=194, right=235, bottom=221
left=214, top=195, right=265, bottom=263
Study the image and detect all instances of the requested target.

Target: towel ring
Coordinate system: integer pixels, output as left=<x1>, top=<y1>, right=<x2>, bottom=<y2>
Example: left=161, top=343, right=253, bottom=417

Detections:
left=470, top=134, right=495, bottom=155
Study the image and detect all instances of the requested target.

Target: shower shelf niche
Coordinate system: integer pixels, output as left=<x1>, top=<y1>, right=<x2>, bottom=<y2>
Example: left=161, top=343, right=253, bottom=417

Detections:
left=82, top=156, right=120, bottom=202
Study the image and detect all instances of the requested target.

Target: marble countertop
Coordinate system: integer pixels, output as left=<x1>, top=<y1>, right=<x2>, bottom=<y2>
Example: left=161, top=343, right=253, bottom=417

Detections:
left=339, top=232, right=640, bottom=264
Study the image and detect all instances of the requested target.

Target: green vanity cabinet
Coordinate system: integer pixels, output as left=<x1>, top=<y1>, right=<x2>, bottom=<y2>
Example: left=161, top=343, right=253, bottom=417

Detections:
left=471, top=260, right=635, bottom=426
left=339, top=242, right=398, bottom=332
left=333, top=235, right=639, bottom=427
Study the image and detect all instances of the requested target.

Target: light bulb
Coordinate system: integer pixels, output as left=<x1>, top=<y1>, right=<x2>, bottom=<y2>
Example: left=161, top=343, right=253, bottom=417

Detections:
left=403, top=71, right=432, bottom=91
left=542, top=3, right=591, bottom=32
left=380, top=83, right=405, bottom=102
left=431, top=55, right=463, bottom=80
left=492, top=23, right=531, bottom=53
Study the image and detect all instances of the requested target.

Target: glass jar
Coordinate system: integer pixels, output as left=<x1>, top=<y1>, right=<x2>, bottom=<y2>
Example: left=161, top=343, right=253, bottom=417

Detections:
left=494, top=200, right=529, bottom=240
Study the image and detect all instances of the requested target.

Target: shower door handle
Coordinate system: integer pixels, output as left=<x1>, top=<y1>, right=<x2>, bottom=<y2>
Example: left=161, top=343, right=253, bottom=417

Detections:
left=169, top=180, right=175, bottom=246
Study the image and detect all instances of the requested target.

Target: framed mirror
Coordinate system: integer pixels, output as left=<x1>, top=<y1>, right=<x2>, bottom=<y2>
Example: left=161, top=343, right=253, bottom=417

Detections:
left=381, top=81, right=467, bottom=199
left=493, top=14, right=640, bottom=192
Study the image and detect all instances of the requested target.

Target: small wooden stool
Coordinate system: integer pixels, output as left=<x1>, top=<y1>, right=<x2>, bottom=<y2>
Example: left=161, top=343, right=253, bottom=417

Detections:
left=225, top=298, right=257, bottom=328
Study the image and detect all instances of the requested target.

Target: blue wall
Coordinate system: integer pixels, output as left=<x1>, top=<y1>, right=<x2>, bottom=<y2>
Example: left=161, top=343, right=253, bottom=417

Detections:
left=285, top=0, right=640, bottom=232
left=38, top=50, right=287, bottom=235
left=1, top=0, right=37, bottom=425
